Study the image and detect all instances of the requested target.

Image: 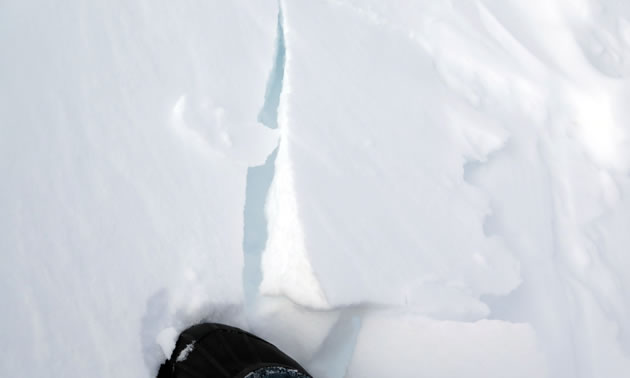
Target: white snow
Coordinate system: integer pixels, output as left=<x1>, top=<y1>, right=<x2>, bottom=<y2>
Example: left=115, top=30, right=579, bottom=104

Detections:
left=347, top=312, right=548, bottom=378
left=156, top=327, right=178, bottom=361
left=175, top=342, right=195, bottom=363
left=2, top=0, right=630, bottom=377
left=0, top=0, right=278, bottom=377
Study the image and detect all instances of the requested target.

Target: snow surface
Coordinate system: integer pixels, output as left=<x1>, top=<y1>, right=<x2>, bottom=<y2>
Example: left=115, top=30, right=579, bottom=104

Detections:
left=2, top=0, right=630, bottom=377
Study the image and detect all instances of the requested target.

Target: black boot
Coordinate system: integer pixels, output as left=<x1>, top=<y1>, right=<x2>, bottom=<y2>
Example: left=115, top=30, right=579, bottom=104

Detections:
left=157, top=323, right=312, bottom=378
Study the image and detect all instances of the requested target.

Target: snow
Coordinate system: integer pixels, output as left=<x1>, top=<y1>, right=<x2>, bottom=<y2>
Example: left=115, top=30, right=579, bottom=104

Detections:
left=347, top=313, right=548, bottom=378
left=0, top=0, right=277, bottom=376
left=156, top=327, right=178, bottom=361
left=175, top=342, right=195, bottom=363
left=244, top=366, right=307, bottom=378
left=261, top=0, right=521, bottom=314
left=2, top=0, right=630, bottom=377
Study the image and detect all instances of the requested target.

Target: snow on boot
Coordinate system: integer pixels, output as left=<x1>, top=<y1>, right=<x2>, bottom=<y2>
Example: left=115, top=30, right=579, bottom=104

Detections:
left=157, top=323, right=312, bottom=378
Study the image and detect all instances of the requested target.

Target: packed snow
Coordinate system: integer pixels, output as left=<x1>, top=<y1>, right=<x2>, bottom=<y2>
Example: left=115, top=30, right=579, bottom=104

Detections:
left=2, top=0, right=629, bottom=377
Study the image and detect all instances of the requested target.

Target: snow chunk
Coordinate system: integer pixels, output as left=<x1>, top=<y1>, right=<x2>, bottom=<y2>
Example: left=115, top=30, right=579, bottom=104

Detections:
left=261, top=0, right=520, bottom=312
left=176, top=342, right=196, bottom=362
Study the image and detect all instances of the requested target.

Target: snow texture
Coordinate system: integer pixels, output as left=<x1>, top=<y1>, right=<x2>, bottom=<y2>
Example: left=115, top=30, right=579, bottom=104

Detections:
left=2, top=0, right=630, bottom=377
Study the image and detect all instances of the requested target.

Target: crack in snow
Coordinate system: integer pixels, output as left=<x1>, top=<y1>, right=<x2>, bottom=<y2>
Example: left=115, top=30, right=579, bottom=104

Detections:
left=243, top=148, right=278, bottom=307
left=257, top=3, right=286, bottom=130
left=243, top=2, right=286, bottom=311
left=243, top=4, right=365, bottom=374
